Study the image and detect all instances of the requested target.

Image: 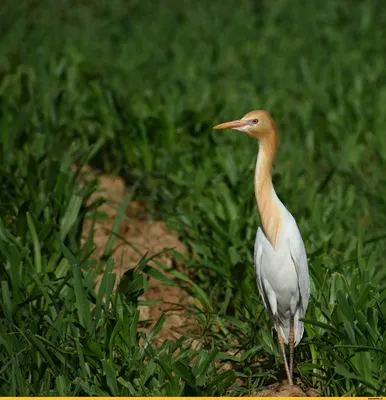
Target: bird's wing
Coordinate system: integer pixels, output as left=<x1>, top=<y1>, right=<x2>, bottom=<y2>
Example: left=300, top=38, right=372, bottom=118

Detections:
left=288, top=224, right=310, bottom=313
left=254, top=227, right=275, bottom=321
left=253, top=229, right=264, bottom=301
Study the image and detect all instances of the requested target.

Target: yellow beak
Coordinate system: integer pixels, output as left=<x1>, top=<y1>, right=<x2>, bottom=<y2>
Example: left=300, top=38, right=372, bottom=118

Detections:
left=212, top=120, right=249, bottom=130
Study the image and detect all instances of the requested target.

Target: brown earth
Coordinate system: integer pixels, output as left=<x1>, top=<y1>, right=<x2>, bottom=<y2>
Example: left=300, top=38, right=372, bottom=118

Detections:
left=251, top=381, right=319, bottom=397
left=80, top=167, right=196, bottom=341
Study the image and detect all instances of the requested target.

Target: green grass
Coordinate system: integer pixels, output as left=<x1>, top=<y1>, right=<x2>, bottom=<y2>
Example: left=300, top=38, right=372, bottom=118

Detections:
left=1, top=0, right=386, bottom=395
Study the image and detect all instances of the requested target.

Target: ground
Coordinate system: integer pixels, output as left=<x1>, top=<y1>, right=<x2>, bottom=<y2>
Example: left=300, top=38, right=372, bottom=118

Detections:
left=81, top=167, right=196, bottom=342
left=252, top=381, right=319, bottom=397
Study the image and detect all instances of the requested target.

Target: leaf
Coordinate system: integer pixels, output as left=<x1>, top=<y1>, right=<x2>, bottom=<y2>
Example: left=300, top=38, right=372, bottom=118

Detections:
left=146, top=313, right=166, bottom=344
left=117, top=377, right=137, bottom=395
left=24, top=330, right=58, bottom=374
left=72, top=263, right=93, bottom=333
left=26, top=212, right=42, bottom=273
left=143, top=265, right=178, bottom=286
left=60, top=194, right=83, bottom=240
left=240, top=344, right=264, bottom=361
left=102, top=359, right=119, bottom=395
left=169, top=270, right=211, bottom=310
left=172, top=360, right=196, bottom=385
left=1, top=281, right=13, bottom=322
left=103, top=191, right=136, bottom=257
left=298, top=363, right=323, bottom=371
left=302, top=318, right=342, bottom=336
left=335, top=363, right=379, bottom=391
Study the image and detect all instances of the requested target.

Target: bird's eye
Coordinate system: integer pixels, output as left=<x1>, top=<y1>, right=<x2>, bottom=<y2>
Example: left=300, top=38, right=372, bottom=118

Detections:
left=252, top=118, right=259, bottom=124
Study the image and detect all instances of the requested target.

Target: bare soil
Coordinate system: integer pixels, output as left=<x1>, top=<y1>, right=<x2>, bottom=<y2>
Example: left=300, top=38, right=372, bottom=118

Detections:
left=80, top=168, right=195, bottom=341
left=251, top=381, right=319, bottom=397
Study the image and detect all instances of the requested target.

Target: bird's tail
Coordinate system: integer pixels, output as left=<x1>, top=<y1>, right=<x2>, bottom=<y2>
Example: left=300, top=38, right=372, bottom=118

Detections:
left=277, top=308, right=304, bottom=346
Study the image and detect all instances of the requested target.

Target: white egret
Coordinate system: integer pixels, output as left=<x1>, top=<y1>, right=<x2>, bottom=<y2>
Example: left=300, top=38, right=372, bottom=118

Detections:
left=213, top=110, right=310, bottom=385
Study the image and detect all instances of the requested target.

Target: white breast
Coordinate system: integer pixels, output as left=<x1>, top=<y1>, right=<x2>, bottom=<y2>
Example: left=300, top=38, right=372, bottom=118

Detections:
left=254, top=210, right=307, bottom=345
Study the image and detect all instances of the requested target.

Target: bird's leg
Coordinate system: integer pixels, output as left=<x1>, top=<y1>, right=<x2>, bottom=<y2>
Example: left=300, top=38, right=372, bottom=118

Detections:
left=275, top=316, right=292, bottom=385
left=289, top=314, right=295, bottom=385
left=278, top=333, right=292, bottom=385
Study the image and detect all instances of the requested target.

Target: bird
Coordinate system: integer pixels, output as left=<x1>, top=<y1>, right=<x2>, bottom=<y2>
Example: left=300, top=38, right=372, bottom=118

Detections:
left=213, top=110, right=310, bottom=386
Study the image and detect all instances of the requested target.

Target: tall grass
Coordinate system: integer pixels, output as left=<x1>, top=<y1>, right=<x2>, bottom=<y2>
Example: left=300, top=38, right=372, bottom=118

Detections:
left=1, top=0, right=386, bottom=395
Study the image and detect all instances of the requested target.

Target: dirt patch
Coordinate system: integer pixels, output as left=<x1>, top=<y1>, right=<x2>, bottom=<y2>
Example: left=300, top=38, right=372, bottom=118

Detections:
left=80, top=167, right=195, bottom=341
left=251, top=381, right=319, bottom=397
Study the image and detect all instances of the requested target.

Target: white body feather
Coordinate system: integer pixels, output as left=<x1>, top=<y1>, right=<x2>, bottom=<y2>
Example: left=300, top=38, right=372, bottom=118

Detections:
left=254, top=203, right=310, bottom=345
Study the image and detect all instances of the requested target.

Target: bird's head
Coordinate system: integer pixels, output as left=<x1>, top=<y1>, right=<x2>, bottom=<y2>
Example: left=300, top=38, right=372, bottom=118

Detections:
left=212, top=110, right=276, bottom=141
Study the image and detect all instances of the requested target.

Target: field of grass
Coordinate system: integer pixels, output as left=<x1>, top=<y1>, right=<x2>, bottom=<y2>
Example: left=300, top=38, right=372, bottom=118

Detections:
left=1, top=0, right=386, bottom=396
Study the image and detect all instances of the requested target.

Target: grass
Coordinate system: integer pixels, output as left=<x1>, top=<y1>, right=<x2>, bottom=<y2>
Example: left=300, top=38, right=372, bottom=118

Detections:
left=1, top=0, right=386, bottom=395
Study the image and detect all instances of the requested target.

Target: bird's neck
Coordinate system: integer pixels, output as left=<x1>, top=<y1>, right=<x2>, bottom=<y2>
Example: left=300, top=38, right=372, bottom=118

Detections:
left=254, top=133, right=281, bottom=248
